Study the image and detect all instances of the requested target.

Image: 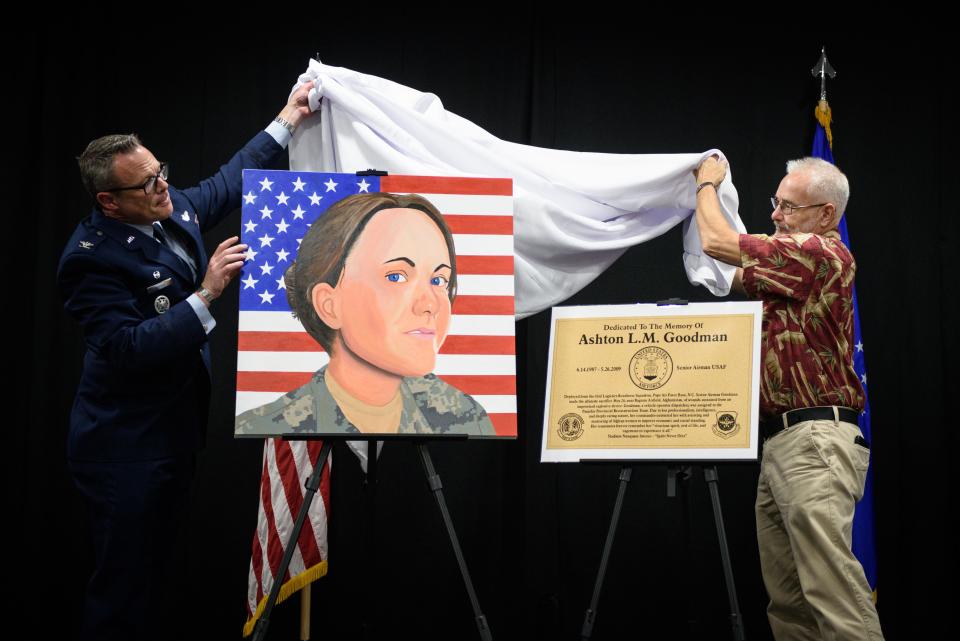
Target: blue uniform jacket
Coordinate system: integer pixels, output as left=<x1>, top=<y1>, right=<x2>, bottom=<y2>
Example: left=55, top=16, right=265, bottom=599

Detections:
left=58, top=131, right=283, bottom=461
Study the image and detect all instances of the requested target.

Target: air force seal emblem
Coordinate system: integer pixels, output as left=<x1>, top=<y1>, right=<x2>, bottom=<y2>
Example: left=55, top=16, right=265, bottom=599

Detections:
left=712, top=411, right=740, bottom=438
left=629, top=346, right=673, bottom=390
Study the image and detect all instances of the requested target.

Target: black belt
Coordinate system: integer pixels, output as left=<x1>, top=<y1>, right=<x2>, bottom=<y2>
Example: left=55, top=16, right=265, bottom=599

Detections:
left=760, top=406, right=860, bottom=440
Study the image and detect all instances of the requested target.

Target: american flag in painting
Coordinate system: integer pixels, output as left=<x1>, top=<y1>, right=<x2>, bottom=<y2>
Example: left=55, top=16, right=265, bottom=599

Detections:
left=239, top=171, right=516, bottom=635
left=234, top=171, right=517, bottom=436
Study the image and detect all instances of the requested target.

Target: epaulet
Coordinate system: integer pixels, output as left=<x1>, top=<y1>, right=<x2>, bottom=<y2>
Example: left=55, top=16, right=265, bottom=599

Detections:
left=65, top=224, right=107, bottom=256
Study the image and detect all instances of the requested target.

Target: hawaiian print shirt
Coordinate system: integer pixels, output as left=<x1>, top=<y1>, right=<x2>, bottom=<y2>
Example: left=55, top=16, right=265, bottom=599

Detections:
left=740, top=230, right=865, bottom=417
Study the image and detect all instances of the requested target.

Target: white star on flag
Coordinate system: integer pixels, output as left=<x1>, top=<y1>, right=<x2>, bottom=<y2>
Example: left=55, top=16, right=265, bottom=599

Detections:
left=861, top=373, right=867, bottom=385
left=243, top=191, right=257, bottom=204
left=258, top=234, right=275, bottom=248
left=276, top=219, right=290, bottom=233
left=258, top=290, right=275, bottom=304
left=308, top=192, right=322, bottom=206
left=242, top=274, right=259, bottom=289
left=324, top=178, right=338, bottom=192
left=276, top=276, right=287, bottom=290
left=291, top=205, right=306, bottom=220
left=245, top=247, right=258, bottom=261
left=259, top=206, right=273, bottom=220
left=260, top=262, right=275, bottom=276
left=855, top=341, right=864, bottom=352
left=292, top=177, right=307, bottom=192
left=357, top=179, right=370, bottom=192
left=244, top=220, right=258, bottom=233
left=276, top=192, right=290, bottom=206
left=258, top=177, right=273, bottom=191
left=276, top=248, right=290, bottom=262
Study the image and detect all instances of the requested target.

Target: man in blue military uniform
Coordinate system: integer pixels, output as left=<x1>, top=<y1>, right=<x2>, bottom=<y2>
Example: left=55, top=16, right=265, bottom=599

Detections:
left=58, top=81, right=317, bottom=641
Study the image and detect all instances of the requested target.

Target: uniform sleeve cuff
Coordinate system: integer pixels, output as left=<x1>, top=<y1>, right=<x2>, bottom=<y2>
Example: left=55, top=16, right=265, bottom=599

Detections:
left=265, top=121, right=292, bottom=148
left=187, top=293, right=217, bottom=334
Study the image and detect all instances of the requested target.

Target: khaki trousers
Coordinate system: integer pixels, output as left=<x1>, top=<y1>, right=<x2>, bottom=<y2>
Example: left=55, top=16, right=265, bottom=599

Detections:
left=756, top=417, right=884, bottom=641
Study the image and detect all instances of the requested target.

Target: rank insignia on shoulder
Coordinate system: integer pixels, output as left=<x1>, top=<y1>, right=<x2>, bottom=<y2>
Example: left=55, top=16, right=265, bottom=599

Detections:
left=127, top=236, right=136, bottom=244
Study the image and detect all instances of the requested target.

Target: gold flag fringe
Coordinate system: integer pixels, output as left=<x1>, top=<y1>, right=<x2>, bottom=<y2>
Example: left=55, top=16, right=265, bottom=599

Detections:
left=242, top=560, right=329, bottom=637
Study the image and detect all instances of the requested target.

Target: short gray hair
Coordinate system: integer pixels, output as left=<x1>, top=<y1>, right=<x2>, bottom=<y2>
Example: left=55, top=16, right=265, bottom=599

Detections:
left=77, top=134, right=143, bottom=199
left=785, top=156, right=849, bottom=218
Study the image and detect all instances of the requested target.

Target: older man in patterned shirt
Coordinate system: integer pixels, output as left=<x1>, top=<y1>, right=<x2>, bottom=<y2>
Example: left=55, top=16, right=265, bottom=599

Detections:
left=693, top=156, right=883, bottom=641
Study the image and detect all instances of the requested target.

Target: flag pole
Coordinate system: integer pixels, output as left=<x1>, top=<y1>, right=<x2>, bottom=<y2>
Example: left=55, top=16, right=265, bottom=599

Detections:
left=300, top=584, right=311, bottom=640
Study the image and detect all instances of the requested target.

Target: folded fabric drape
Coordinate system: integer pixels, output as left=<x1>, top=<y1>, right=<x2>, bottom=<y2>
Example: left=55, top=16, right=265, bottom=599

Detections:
left=288, top=59, right=744, bottom=319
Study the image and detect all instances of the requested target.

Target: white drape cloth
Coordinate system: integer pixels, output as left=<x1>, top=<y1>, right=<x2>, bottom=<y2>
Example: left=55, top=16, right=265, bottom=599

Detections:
left=289, top=60, right=744, bottom=319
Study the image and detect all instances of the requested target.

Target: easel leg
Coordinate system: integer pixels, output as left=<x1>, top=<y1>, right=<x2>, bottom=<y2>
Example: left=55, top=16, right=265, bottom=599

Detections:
left=252, top=440, right=333, bottom=641
left=581, top=466, right=632, bottom=641
left=416, top=443, right=493, bottom=641
left=703, top=466, right=746, bottom=641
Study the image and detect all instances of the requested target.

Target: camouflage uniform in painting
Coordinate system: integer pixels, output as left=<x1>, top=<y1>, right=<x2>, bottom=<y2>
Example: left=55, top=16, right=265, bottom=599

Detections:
left=237, top=366, right=495, bottom=436
left=741, top=230, right=883, bottom=641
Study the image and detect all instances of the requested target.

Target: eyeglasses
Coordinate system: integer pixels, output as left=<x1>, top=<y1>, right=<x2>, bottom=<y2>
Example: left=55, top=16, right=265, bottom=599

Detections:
left=770, top=196, right=826, bottom=215
left=107, top=163, right=169, bottom=195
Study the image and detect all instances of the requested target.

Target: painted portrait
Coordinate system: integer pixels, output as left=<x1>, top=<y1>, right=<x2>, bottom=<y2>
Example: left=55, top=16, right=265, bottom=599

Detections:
left=234, top=172, right=516, bottom=438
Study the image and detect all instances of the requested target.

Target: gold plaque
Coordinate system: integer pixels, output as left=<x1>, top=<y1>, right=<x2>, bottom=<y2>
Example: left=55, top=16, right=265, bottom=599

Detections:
left=541, top=303, right=762, bottom=462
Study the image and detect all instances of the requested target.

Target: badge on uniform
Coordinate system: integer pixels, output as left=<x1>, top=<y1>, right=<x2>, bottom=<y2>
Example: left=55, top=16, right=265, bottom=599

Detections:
left=79, top=241, right=94, bottom=249
left=154, top=295, right=171, bottom=314
left=182, top=211, right=191, bottom=222
left=147, top=278, right=172, bottom=293
left=153, top=270, right=161, bottom=279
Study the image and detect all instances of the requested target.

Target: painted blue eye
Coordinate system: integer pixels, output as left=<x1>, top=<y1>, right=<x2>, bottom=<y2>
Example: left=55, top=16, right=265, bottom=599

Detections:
left=386, top=273, right=407, bottom=283
left=431, top=275, right=449, bottom=287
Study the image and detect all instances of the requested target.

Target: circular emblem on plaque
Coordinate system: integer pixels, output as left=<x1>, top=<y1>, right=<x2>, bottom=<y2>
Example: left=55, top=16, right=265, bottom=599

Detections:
left=629, top=346, right=673, bottom=390
left=557, top=413, right=585, bottom=441
left=154, top=295, right=171, bottom=314
left=713, top=411, right=740, bottom=439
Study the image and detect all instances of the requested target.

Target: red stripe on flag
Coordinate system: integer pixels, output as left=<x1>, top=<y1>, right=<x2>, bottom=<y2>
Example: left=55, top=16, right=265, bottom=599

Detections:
left=239, top=333, right=321, bottom=352
left=457, top=255, right=514, bottom=275
left=261, top=441, right=286, bottom=582
left=308, top=440, right=332, bottom=518
left=276, top=441, right=320, bottom=570
left=488, top=414, right=517, bottom=436
left=238, top=371, right=313, bottom=391
left=440, top=335, right=514, bottom=354
left=452, top=296, right=514, bottom=315
left=443, top=215, right=513, bottom=235
left=436, top=375, right=517, bottom=395
left=381, top=175, right=512, bottom=195
left=250, top=457, right=269, bottom=604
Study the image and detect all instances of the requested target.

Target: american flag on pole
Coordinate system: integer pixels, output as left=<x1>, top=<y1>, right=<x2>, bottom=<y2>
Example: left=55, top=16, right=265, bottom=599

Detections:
left=238, top=171, right=516, bottom=633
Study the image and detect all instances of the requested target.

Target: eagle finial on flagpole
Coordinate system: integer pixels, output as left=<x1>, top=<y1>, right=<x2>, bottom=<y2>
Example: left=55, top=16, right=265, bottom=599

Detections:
left=811, top=46, right=837, bottom=149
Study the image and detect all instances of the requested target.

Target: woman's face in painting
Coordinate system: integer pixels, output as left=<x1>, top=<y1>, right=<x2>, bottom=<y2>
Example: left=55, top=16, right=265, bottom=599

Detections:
left=319, top=207, right=453, bottom=377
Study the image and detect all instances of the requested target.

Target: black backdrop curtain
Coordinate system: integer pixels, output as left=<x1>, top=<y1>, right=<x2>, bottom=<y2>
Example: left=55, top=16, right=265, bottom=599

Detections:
left=10, top=24, right=956, bottom=641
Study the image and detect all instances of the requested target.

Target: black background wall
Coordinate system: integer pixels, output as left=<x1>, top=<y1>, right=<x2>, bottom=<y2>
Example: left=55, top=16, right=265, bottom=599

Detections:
left=10, top=24, right=956, bottom=641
